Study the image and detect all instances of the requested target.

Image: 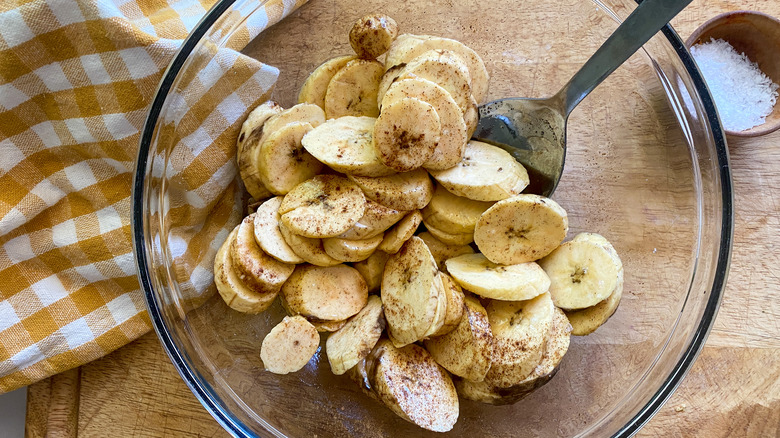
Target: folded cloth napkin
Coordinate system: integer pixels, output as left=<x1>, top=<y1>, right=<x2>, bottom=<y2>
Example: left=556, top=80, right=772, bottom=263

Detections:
left=0, top=0, right=305, bottom=393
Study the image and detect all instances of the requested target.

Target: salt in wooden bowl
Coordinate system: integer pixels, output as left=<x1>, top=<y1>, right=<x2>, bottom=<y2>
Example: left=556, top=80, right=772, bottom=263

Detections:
left=686, top=11, right=780, bottom=137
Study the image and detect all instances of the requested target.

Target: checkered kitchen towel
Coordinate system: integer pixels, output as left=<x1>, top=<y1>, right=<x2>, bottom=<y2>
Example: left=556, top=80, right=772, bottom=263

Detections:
left=0, top=0, right=306, bottom=393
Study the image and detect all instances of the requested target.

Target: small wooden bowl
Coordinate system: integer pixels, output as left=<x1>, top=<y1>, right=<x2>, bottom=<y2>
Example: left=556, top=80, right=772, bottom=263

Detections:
left=686, top=11, right=780, bottom=137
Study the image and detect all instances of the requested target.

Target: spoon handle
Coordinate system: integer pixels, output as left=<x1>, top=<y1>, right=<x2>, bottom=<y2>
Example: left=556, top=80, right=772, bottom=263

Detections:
left=559, top=0, right=692, bottom=115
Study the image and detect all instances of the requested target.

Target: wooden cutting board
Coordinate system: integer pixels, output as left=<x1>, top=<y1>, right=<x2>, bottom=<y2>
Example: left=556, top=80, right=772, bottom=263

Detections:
left=24, top=0, right=780, bottom=436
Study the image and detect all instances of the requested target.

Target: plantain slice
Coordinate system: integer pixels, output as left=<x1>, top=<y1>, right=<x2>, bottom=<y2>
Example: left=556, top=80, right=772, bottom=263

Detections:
left=370, top=339, right=459, bottom=432
left=348, top=168, right=433, bottom=211
left=338, top=200, right=406, bottom=240
left=324, top=59, right=384, bottom=118
left=256, top=121, right=322, bottom=195
left=381, top=236, right=443, bottom=347
left=424, top=294, right=491, bottom=381
left=278, top=221, right=342, bottom=267
left=279, top=175, right=367, bottom=239
left=417, top=231, right=474, bottom=272
left=399, top=49, right=473, bottom=113
left=475, top=194, right=568, bottom=265
left=353, top=250, right=391, bottom=293
left=482, top=292, right=555, bottom=388
left=378, top=210, right=423, bottom=254
left=539, top=232, right=623, bottom=311
left=323, top=234, right=384, bottom=262
left=422, top=184, right=493, bottom=235
left=445, top=253, right=550, bottom=301
left=432, top=272, right=466, bottom=336
left=374, top=97, right=441, bottom=172
left=260, top=315, right=320, bottom=374
left=383, top=77, right=468, bottom=170
left=428, top=140, right=529, bottom=201
left=385, top=34, right=490, bottom=103
left=301, top=116, right=395, bottom=177
left=326, top=295, right=385, bottom=375
left=456, top=307, right=571, bottom=404
left=253, top=196, right=304, bottom=264
left=281, top=264, right=368, bottom=322
left=214, top=228, right=281, bottom=314
left=237, top=100, right=282, bottom=199
left=422, top=217, right=474, bottom=246
left=299, top=55, right=357, bottom=108
left=230, top=215, right=295, bottom=295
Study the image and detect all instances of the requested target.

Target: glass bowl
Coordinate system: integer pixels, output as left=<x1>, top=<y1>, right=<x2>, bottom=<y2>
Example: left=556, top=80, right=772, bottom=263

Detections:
left=133, top=0, right=733, bottom=436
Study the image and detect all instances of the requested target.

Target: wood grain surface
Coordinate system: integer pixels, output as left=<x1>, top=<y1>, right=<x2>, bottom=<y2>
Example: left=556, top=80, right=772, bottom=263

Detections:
left=25, top=0, right=780, bottom=436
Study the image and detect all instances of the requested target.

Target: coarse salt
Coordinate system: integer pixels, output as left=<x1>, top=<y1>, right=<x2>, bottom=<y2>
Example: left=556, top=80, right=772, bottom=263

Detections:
left=691, top=38, right=778, bottom=132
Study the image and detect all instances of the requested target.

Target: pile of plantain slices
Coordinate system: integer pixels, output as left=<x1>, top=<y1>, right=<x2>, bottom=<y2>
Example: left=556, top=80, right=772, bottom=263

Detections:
left=215, top=13, right=624, bottom=433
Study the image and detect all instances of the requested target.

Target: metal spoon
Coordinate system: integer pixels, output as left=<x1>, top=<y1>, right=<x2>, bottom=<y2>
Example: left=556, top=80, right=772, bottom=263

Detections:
left=473, top=0, right=692, bottom=196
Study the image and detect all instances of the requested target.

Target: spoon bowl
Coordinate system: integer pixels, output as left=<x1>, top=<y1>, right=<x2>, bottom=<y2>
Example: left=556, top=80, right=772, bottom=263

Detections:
left=474, top=0, right=692, bottom=196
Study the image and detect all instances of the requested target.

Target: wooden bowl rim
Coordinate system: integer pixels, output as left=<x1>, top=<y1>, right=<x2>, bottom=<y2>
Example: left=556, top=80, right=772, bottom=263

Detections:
left=685, top=10, right=780, bottom=137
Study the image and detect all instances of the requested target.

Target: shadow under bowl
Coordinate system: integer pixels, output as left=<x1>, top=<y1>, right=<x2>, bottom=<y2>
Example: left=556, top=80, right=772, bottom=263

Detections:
left=686, top=10, right=780, bottom=137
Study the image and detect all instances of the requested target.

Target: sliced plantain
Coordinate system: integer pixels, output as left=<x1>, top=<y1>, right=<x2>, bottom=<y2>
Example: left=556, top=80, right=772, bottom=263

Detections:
left=298, top=55, right=357, bottom=108
left=338, top=200, right=406, bottom=240
left=326, top=295, right=385, bottom=375
left=377, top=210, right=422, bottom=254
left=445, top=253, right=550, bottom=301
left=384, top=33, right=430, bottom=69
left=421, top=217, right=474, bottom=245
left=278, top=221, right=342, bottom=267
left=431, top=272, right=466, bottom=336
left=424, top=294, right=491, bottom=381
left=323, top=234, right=384, bottom=262
left=417, top=231, right=474, bottom=271
left=353, top=250, right=391, bottom=293
left=422, top=271, right=449, bottom=338
left=482, top=292, right=555, bottom=388
left=278, top=295, right=346, bottom=332
left=263, top=103, right=326, bottom=134
left=253, top=196, right=304, bottom=264
left=301, top=116, right=395, bottom=177
left=385, top=34, right=490, bottom=103
left=324, top=59, right=384, bottom=118
left=376, top=63, right=407, bottom=107
left=422, top=184, right=493, bottom=235
left=539, top=232, right=622, bottom=311
left=381, top=236, right=443, bottom=347
left=383, top=77, right=468, bottom=170
left=428, top=140, right=529, bottom=201
left=237, top=100, right=282, bottom=199
left=511, top=307, right=571, bottom=389
left=282, top=264, right=368, bottom=322
left=279, top=175, right=367, bottom=238
left=456, top=307, right=571, bottom=404
left=256, top=121, right=323, bottom=195
left=399, top=49, right=473, bottom=113
left=474, top=194, right=568, bottom=265
left=373, top=97, right=441, bottom=172
left=310, top=318, right=347, bottom=333
left=348, top=168, right=433, bottom=211
left=260, top=315, right=320, bottom=374
left=370, top=339, right=459, bottom=432
left=214, top=229, right=280, bottom=314
left=349, top=14, right=398, bottom=59
left=565, top=272, right=622, bottom=336
left=230, top=215, right=295, bottom=294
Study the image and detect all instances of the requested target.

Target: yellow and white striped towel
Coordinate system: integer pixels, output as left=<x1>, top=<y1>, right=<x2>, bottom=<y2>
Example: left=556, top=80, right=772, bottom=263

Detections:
left=0, top=0, right=305, bottom=393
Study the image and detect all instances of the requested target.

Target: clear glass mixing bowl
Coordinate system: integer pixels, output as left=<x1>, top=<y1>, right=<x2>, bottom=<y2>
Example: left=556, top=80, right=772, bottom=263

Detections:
left=133, top=0, right=733, bottom=436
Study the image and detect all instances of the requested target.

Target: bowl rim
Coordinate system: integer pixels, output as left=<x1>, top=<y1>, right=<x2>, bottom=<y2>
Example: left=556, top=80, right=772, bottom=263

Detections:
left=132, top=1, right=734, bottom=436
left=684, top=10, right=780, bottom=137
